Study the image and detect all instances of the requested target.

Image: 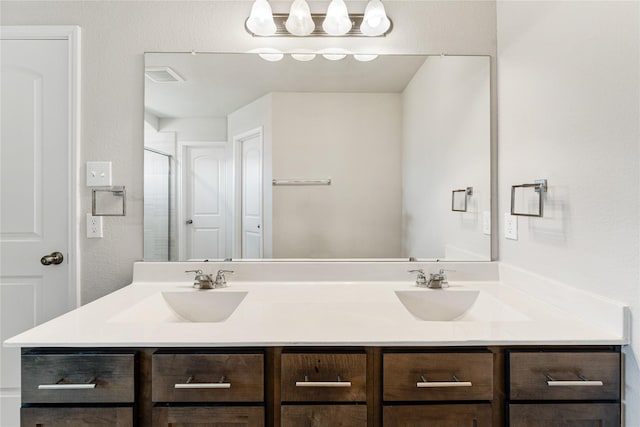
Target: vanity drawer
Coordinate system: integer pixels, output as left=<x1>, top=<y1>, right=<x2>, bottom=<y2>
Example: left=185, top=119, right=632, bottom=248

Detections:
left=383, top=352, right=494, bottom=401
left=508, top=403, right=620, bottom=426
left=281, top=404, right=367, bottom=427
left=21, top=352, right=135, bottom=404
left=280, top=352, right=367, bottom=402
left=152, top=352, right=264, bottom=402
left=508, top=351, right=620, bottom=400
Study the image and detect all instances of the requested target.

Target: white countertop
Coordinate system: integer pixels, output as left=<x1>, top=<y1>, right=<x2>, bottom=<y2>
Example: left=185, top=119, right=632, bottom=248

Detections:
left=4, top=274, right=628, bottom=348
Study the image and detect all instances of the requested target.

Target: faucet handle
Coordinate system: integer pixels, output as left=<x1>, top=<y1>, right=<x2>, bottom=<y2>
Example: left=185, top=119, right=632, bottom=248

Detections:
left=408, top=269, right=428, bottom=287
left=185, top=269, right=203, bottom=275
left=214, top=269, right=234, bottom=287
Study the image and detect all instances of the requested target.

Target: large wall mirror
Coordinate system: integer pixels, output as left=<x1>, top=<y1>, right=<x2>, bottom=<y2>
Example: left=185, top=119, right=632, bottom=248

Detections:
left=144, top=52, right=491, bottom=261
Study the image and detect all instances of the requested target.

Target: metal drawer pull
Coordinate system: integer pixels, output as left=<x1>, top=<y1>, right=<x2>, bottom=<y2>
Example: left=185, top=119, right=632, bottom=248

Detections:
left=175, top=375, right=231, bottom=389
left=417, top=375, right=472, bottom=388
left=295, top=375, right=352, bottom=387
left=546, top=374, right=604, bottom=387
left=38, top=377, right=97, bottom=390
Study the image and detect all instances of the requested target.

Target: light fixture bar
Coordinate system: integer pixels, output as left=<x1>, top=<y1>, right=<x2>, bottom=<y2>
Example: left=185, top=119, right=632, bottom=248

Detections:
left=246, top=14, right=392, bottom=37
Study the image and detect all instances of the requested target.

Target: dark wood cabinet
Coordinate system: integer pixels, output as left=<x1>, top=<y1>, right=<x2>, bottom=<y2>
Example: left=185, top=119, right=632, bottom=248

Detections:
left=507, top=350, right=621, bottom=427
left=384, top=404, right=493, bottom=426
left=281, top=404, right=367, bottom=427
left=383, top=352, right=494, bottom=401
left=20, top=351, right=136, bottom=427
left=20, top=346, right=621, bottom=426
left=21, top=407, right=133, bottom=426
left=508, top=403, right=620, bottom=426
left=152, top=406, right=264, bottom=426
left=152, top=352, right=264, bottom=403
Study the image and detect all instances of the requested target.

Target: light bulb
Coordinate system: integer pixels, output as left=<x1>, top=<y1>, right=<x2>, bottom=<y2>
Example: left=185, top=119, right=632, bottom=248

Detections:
left=285, top=0, right=315, bottom=36
left=322, top=0, right=352, bottom=36
left=360, top=0, right=390, bottom=36
left=246, top=0, right=277, bottom=36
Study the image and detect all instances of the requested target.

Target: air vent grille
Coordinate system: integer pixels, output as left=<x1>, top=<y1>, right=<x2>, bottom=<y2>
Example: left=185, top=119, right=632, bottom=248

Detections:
left=145, top=66, right=184, bottom=83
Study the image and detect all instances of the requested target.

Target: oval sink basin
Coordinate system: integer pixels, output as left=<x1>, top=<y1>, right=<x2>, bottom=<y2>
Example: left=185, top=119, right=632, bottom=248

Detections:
left=395, top=289, right=530, bottom=322
left=395, top=290, right=479, bottom=321
left=109, top=290, right=248, bottom=323
left=162, top=291, right=247, bottom=322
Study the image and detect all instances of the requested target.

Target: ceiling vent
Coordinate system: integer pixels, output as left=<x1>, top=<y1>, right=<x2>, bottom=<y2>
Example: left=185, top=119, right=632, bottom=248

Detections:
left=145, top=66, right=184, bottom=83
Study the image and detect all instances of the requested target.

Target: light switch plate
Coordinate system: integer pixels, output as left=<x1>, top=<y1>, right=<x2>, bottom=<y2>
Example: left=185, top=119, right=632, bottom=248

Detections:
left=86, top=161, right=112, bottom=187
left=504, top=212, right=518, bottom=240
left=482, top=211, right=491, bottom=235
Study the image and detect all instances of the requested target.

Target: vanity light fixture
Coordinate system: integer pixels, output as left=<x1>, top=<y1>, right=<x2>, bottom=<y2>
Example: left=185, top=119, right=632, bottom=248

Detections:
left=360, top=0, right=391, bottom=36
left=322, top=0, right=352, bottom=36
left=245, top=0, right=391, bottom=37
left=353, top=54, right=379, bottom=62
left=285, top=0, right=315, bottom=36
left=246, top=0, right=277, bottom=36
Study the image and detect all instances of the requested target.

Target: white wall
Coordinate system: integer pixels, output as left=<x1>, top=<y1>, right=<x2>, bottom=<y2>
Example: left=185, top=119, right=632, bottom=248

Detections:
left=0, top=0, right=497, bottom=302
left=497, top=1, right=640, bottom=424
left=159, top=117, right=227, bottom=142
left=271, top=92, right=402, bottom=258
left=402, top=56, right=491, bottom=260
left=228, top=93, right=274, bottom=258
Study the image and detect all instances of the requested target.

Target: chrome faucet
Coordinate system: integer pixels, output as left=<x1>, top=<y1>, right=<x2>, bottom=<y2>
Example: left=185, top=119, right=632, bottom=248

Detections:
left=427, top=269, right=449, bottom=289
left=408, top=269, right=449, bottom=289
left=185, top=269, right=234, bottom=289
left=213, top=269, right=234, bottom=288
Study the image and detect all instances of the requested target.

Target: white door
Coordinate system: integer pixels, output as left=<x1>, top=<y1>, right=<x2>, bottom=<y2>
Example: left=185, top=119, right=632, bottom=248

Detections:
left=184, top=144, right=227, bottom=260
left=241, top=134, right=263, bottom=258
left=0, top=27, right=79, bottom=427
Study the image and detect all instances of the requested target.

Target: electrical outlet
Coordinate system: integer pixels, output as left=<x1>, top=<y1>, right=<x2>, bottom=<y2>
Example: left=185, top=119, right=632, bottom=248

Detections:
left=504, top=212, right=518, bottom=240
left=482, top=211, right=491, bottom=235
left=86, top=213, right=103, bottom=238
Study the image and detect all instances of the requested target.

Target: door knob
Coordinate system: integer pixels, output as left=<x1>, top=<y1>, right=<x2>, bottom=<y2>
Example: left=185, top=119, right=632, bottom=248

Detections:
left=186, top=219, right=193, bottom=225
left=41, top=252, right=64, bottom=266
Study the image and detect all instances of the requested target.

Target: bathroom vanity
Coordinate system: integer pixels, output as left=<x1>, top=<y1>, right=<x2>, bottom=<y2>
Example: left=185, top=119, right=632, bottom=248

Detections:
left=7, top=262, right=627, bottom=426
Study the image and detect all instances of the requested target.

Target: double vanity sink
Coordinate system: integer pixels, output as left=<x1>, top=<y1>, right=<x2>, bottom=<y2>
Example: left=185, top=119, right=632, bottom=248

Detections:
left=7, top=262, right=627, bottom=426
left=110, top=286, right=527, bottom=324
left=6, top=261, right=625, bottom=347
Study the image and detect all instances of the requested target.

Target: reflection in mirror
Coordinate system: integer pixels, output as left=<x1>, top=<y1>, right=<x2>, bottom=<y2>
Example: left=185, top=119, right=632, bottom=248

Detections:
left=144, top=53, right=491, bottom=261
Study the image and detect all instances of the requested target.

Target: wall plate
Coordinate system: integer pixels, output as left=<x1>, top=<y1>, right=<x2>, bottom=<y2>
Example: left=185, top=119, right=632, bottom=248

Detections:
left=504, top=212, right=518, bottom=240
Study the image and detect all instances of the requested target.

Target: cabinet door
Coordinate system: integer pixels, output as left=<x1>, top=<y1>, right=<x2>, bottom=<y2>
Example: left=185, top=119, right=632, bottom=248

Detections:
left=384, top=404, right=492, bottom=427
left=508, top=403, right=620, bottom=426
left=383, top=403, right=492, bottom=427
left=281, top=405, right=367, bottom=427
left=152, top=406, right=264, bottom=426
left=21, top=407, right=133, bottom=427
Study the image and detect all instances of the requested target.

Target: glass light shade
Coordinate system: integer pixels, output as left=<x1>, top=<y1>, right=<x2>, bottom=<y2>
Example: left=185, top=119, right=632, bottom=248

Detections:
left=322, top=0, right=352, bottom=36
left=360, top=0, right=390, bottom=36
left=291, top=51, right=317, bottom=61
left=285, top=0, right=315, bottom=36
left=353, top=54, right=379, bottom=62
left=321, top=48, right=349, bottom=61
left=252, top=48, right=284, bottom=62
left=246, top=0, right=277, bottom=36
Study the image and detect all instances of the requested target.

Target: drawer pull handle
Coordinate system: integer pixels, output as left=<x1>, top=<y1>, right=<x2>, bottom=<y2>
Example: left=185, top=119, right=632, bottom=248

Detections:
left=175, top=375, right=231, bottom=389
left=545, top=374, right=604, bottom=387
left=295, top=375, right=352, bottom=388
left=417, top=375, right=472, bottom=388
left=38, top=377, right=97, bottom=390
